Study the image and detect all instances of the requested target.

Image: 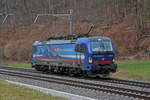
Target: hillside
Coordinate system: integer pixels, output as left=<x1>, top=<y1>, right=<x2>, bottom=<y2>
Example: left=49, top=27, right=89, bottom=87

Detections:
left=0, top=0, right=150, bottom=61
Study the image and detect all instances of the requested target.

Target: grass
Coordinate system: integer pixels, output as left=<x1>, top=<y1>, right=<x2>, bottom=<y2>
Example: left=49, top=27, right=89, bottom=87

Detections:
left=6, top=61, right=31, bottom=68
left=112, top=61, right=150, bottom=81
left=0, top=80, right=65, bottom=100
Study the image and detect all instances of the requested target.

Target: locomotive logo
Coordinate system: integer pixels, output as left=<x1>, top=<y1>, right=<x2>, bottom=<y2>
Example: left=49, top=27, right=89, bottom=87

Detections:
left=52, top=48, right=57, bottom=52
left=101, top=57, right=106, bottom=61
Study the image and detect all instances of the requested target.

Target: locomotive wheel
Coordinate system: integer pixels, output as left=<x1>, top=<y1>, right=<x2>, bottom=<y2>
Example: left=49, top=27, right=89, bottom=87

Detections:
left=69, top=68, right=75, bottom=77
left=81, top=71, right=88, bottom=78
left=35, top=65, right=41, bottom=71
left=35, top=65, right=48, bottom=72
left=49, top=68, right=54, bottom=74
left=41, top=66, right=49, bottom=72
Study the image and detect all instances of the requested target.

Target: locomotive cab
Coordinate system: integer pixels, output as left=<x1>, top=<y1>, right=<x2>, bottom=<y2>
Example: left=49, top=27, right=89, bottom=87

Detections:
left=75, top=37, right=117, bottom=77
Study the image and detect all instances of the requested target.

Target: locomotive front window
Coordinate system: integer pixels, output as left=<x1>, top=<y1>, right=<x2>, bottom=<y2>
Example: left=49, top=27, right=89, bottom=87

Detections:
left=90, top=39, right=113, bottom=54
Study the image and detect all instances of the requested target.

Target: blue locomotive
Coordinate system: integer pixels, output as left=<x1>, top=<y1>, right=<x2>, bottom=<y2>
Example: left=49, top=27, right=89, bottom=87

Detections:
left=31, top=36, right=117, bottom=77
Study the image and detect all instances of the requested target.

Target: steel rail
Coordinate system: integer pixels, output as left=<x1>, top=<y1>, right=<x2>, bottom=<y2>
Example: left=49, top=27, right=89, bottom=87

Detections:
left=0, top=66, right=150, bottom=89
left=0, top=69, right=150, bottom=100
left=105, top=78, right=150, bottom=88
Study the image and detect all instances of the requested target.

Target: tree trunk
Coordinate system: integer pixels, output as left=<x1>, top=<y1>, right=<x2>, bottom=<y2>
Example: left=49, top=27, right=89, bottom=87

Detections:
left=136, top=0, right=140, bottom=40
left=136, top=0, right=144, bottom=40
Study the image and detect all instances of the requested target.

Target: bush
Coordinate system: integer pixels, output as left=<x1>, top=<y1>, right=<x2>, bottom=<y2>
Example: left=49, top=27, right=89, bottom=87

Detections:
left=4, top=40, right=32, bottom=62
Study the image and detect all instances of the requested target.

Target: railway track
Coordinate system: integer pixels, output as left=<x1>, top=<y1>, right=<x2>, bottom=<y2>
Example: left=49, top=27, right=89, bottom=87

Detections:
left=0, top=65, right=150, bottom=89
left=103, top=77, right=150, bottom=88
left=0, top=68, right=150, bottom=100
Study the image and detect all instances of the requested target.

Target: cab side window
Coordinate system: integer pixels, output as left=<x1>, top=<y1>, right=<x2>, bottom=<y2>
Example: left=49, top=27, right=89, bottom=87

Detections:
left=75, top=44, right=87, bottom=53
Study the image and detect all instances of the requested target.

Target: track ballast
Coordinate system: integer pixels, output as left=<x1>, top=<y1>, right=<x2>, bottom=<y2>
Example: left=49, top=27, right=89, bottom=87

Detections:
left=0, top=65, right=150, bottom=89
left=0, top=66, right=150, bottom=100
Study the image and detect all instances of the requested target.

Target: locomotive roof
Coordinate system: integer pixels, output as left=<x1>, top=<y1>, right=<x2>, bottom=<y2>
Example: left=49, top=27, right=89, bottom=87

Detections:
left=77, top=36, right=111, bottom=42
left=89, top=36, right=110, bottom=40
left=45, top=40, right=76, bottom=45
left=33, top=36, right=111, bottom=46
left=33, top=40, right=76, bottom=46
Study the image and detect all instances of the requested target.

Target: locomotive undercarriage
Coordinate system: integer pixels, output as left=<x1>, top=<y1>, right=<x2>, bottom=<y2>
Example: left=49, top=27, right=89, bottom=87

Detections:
left=91, top=64, right=117, bottom=76
left=33, top=62, right=116, bottom=78
left=92, top=64, right=116, bottom=72
left=34, top=64, right=84, bottom=76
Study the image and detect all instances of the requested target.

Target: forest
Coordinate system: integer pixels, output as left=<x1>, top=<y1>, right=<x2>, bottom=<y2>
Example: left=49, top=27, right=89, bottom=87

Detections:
left=0, top=0, right=150, bottom=61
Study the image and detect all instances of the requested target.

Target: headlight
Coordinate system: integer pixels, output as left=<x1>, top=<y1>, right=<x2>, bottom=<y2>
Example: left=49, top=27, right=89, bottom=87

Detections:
left=113, top=59, right=115, bottom=62
left=88, top=57, right=93, bottom=63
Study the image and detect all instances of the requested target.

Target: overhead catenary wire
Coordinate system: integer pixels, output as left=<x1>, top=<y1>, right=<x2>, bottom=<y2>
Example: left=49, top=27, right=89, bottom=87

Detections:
left=34, top=9, right=73, bottom=35
left=0, top=0, right=15, bottom=24
left=2, top=13, right=15, bottom=24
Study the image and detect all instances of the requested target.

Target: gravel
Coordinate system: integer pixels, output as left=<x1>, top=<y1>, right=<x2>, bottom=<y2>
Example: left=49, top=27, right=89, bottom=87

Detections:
left=2, top=67, right=149, bottom=93
left=0, top=73, right=139, bottom=100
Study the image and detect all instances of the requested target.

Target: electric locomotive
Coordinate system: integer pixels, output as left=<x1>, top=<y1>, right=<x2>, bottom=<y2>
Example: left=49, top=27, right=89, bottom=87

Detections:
left=31, top=36, right=117, bottom=77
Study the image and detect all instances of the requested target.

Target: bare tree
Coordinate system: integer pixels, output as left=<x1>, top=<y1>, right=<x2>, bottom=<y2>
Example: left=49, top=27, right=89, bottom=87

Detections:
left=136, top=0, right=144, bottom=40
left=114, top=0, right=119, bottom=17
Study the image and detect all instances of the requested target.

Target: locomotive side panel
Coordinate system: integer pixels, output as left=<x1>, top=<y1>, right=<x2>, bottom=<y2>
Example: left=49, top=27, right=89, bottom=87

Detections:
left=33, top=43, right=84, bottom=68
